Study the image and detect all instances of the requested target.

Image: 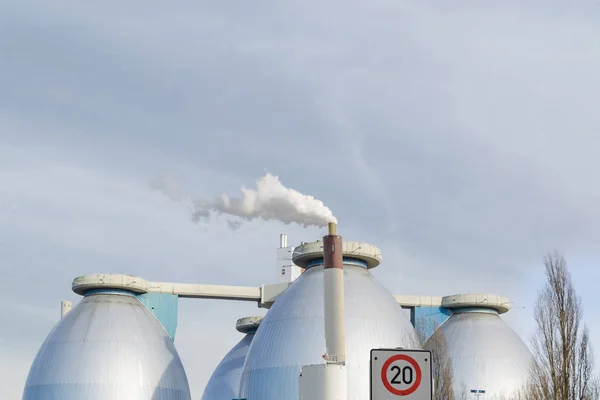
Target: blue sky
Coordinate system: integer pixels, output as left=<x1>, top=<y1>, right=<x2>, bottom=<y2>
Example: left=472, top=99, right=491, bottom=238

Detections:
left=2, top=0, right=600, bottom=398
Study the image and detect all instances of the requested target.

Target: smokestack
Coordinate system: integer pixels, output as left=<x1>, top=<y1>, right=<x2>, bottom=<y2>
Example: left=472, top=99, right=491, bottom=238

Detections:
left=323, top=221, right=345, bottom=364
left=61, top=300, right=72, bottom=318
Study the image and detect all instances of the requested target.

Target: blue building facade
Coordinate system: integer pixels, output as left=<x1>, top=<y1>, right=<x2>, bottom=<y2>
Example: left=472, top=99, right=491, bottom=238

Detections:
left=137, top=293, right=455, bottom=343
left=136, top=292, right=179, bottom=340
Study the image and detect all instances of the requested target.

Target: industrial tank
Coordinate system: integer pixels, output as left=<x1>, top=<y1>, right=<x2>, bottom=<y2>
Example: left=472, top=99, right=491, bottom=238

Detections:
left=239, top=240, right=419, bottom=400
left=22, top=290, right=191, bottom=400
left=426, top=307, right=533, bottom=399
left=201, top=316, right=262, bottom=400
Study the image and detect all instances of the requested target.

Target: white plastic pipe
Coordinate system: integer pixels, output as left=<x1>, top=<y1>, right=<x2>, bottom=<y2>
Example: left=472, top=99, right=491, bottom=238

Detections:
left=299, top=363, right=348, bottom=400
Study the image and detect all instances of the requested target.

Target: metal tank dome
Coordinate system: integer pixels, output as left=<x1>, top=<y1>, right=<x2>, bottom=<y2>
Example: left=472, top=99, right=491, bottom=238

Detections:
left=425, top=295, right=533, bottom=399
left=201, top=316, right=263, bottom=400
left=239, top=239, right=419, bottom=400
left=22, top=289, right=191, bottom=400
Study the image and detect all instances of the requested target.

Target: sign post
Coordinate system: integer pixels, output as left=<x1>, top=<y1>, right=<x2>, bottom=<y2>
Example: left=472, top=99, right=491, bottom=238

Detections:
left=370, top=348, right=432, bottom=400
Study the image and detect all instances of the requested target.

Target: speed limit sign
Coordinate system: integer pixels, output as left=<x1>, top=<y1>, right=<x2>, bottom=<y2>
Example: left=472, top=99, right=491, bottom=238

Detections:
left=370, top=348, right=432, bottom=399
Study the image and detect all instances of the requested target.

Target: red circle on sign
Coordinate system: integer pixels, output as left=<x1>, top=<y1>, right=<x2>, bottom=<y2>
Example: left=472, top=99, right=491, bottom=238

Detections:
left=380, top=354, right=422, bottom=396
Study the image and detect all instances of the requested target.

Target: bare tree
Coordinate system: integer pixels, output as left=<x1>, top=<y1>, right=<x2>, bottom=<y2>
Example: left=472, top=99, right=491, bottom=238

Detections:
left=415, top=316, right=455, bottom=400
left=493, top=386, right=533, bottom=400
left=457, top=382, right=468, bottom=400
left=529, top=252, right=599, bottom=400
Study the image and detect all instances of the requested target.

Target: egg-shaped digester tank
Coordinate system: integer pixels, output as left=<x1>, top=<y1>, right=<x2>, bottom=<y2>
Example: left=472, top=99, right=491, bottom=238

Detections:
left=201, top=316, right=263, bottom=400
left=239, top=240, right=419, bottom=400
left=426, top=307, right=532, bottom=399
left=22, top=289, right=191, bottom=400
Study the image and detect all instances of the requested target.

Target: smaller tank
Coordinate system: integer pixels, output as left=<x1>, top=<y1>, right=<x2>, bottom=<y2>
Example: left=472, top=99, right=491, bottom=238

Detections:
left=22, top=289, right=191, bottom=400
left=426, top=305, right=532, bottom=399
left=201, top=316, right=263, bottom=400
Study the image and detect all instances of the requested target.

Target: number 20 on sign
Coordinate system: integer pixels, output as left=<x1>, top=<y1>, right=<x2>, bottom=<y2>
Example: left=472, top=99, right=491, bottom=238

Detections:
left=370, top=348, right=433, bottom=400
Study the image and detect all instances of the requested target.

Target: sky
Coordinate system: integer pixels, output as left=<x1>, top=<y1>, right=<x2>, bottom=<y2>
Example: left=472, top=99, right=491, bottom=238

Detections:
left=1, top=0, right=600, bottom=398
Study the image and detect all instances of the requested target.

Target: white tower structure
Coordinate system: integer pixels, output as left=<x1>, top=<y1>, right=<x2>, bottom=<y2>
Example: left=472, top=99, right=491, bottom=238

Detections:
left=276, top=233, right=303, bottom=283
left=60, top=300, right=71, bottom=318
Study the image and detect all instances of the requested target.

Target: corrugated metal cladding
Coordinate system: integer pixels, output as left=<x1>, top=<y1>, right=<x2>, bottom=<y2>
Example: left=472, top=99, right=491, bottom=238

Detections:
left=239, top=264, right=419, bottom=400
left=201, top=332, right=255, bottom=400
left=428, top=309, right=533, bottom=399
left=22, top=292, right=191, bottom=400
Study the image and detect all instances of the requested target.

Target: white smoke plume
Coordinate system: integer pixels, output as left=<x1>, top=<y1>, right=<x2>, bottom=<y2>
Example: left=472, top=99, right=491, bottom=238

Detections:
left=150, top=173, right=186, bottom=202
left=227, top=220, right=242, bottom=231
left=193, top=173, right=337, bottom=228
left=151, top=172, right=337, bottom=229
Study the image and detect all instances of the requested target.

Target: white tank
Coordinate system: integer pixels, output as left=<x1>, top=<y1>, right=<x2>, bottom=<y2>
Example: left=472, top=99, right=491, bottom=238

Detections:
left=239, top=240, right=419, bottom=399
left=22, top=290, right=191, bottom=400
left=201, top=316, right=262, bottom=400
left=426, top=308, right=533, bottom=398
